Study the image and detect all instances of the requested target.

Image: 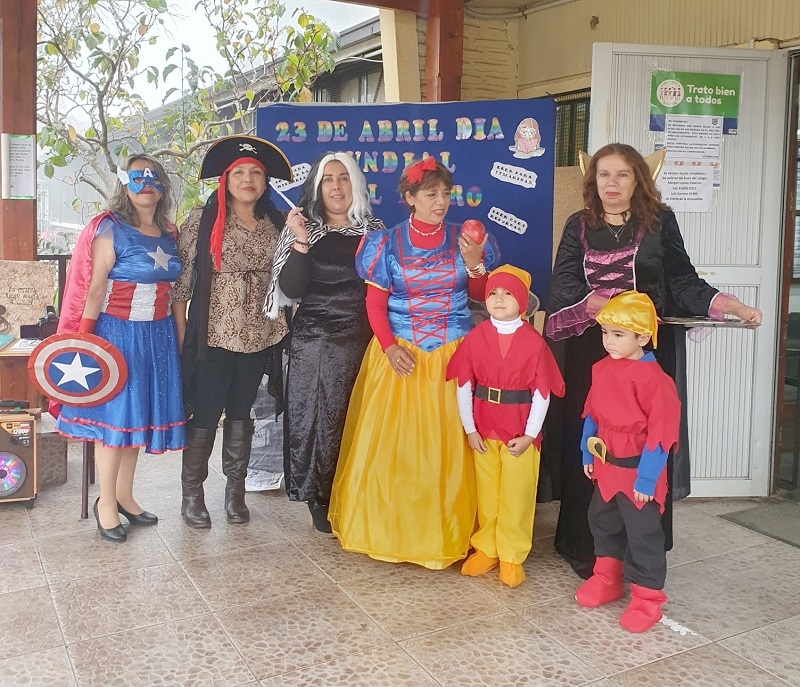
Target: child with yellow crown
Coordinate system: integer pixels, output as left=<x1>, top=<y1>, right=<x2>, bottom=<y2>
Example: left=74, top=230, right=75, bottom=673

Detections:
left=575, top=290, right=680, bottom=632
left=446, top=265, right=564, bottom=587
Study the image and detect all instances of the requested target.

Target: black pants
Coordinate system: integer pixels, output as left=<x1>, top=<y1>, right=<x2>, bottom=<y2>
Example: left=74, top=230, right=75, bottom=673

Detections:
left=189, top=346, right=269, bottom=430
left=588, top=489, right=666, bottom=590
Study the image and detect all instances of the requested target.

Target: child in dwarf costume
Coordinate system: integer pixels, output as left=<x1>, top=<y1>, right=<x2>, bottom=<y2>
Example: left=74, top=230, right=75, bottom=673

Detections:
left=576, top=290, right=680, bottom=632
left=446, top=265, right=564, bottom=587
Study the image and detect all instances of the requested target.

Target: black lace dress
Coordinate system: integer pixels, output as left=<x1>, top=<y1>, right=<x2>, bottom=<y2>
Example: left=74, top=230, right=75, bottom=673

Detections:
left=280, top=232, right=373, bottom=504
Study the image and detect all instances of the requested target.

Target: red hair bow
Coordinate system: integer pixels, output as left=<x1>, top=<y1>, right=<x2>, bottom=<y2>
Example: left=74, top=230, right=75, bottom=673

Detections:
left=406, top=157, right=437, bottom=184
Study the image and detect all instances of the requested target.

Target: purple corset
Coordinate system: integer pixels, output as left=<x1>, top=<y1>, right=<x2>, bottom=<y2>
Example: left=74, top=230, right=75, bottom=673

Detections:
left=582, top=230, right=640, bottom=294
left=546, top=220, right=643, bottom=341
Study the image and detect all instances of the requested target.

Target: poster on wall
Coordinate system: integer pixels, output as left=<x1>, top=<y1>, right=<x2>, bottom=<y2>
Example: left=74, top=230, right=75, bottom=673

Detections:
left=0, top=261, right=57, bottom=336
left=650, top=71, right=740, bottom=135
left=256, top=98, right=556, bottom=300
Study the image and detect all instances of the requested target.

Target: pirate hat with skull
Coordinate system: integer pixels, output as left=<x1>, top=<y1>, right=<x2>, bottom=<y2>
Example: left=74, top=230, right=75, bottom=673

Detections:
left=199, top=135, right=293, bottom=181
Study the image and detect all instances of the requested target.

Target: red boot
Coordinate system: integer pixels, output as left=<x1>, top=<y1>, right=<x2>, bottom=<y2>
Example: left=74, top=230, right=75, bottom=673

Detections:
left=619, top=584, right=667, bottom=633
left=575, top=556, right=624, bottom=607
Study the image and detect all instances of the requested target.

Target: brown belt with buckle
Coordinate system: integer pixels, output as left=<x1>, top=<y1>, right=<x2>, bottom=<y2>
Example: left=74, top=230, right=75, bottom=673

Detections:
left=474, top=384, right=532, bottom=405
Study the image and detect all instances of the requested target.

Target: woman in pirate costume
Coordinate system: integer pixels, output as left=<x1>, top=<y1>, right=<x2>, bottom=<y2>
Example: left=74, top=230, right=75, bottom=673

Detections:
left=545, top=143, right=762, bottom=579
left=264, top=152, right=384, bottom=534
left=173, top=135, right=292, bottom=529
left=56, top=154, right=185, bottom=542
left=328, top=157, right=500, bottom=569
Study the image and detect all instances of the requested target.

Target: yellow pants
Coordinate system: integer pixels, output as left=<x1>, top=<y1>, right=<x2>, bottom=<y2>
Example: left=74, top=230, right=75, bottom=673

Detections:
left=471, top=438, right=540, bottom=565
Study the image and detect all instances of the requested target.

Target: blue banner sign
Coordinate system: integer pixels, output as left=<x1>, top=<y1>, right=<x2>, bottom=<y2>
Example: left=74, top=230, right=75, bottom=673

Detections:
left=256, top=98, right=556, bottom=299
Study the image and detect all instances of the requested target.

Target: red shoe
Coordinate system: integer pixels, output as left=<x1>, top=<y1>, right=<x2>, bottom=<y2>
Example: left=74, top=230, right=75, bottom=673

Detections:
left=619, top=584, right=667, bottom=633
left=575, top=556, right=624, bottom=607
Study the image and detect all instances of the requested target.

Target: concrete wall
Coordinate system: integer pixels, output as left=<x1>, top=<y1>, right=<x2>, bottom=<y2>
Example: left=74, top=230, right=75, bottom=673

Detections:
left=517, top=0, right=800, bottom=97
left=462, top=17, right=519, bottom=101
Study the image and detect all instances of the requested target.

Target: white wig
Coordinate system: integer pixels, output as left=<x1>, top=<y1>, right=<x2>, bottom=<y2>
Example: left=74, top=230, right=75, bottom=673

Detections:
left=299, top=152, right=372, bottom=227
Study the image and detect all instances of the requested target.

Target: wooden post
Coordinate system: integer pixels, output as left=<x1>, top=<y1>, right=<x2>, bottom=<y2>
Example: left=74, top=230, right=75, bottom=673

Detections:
left=0, top=0, right=38, bottom=260
left=338, top=0, right=465, bottom=103
left=425, top=0, right=464, bottom=102
left=0, top=0, right=39, bottom=404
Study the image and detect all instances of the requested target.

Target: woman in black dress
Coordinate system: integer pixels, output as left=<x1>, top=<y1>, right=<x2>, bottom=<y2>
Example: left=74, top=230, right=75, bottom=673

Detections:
left=264, top=152, right=383, bottom=534
left=545, top=143, right=762, bottom=578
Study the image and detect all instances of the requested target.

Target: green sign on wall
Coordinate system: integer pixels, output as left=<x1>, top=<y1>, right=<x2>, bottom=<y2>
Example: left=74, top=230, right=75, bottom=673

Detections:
left=650, top=71, right=741, bottom=134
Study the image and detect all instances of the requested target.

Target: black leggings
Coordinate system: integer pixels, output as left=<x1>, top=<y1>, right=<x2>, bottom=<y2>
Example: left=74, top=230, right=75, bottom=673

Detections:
left=189, top=346, right=269, bottom=430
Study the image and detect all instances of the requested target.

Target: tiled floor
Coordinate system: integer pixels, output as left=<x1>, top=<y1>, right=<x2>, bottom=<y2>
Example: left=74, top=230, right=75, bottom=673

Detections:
left=2, top=442, right=800, bottom=687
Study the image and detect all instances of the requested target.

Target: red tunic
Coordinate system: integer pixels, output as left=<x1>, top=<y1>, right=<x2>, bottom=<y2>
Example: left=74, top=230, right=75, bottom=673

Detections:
left=446, top=320, right=565, bottom=447
left=583, top=356, right=680, bottom=510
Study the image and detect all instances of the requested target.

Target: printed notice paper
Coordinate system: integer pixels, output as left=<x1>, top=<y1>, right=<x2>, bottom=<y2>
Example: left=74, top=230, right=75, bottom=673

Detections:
left=656, top=162, right=714, bottom=213
left=1, top=134, right=36, bottom=200
left=664, top=115, right=723, bottom=161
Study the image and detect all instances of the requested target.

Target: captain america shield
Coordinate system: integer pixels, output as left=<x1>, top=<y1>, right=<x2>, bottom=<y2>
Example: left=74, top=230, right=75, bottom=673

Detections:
left=27, top=333, right=128, bottom=407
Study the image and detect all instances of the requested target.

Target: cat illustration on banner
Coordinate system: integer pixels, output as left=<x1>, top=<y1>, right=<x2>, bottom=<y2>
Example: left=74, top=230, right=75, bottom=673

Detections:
left=509, top=117, right=545, bottom=159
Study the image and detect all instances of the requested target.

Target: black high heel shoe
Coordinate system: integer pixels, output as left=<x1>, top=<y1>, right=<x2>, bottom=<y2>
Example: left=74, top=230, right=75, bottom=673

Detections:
left=308, top=500, right=334, bottom=536
left=117, top=502, right=158, bottom=526
left=93, top=498, right=127, bottom=543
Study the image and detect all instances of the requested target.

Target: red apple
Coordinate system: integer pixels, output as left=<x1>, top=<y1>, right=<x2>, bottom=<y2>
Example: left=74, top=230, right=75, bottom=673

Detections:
left=461, top=219, right=486, bottom=244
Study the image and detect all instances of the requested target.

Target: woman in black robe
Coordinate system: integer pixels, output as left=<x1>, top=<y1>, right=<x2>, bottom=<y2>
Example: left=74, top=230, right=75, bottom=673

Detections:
left=545, top=143, right=762, bottom=578
left=264, top=152, right=383, bottom=534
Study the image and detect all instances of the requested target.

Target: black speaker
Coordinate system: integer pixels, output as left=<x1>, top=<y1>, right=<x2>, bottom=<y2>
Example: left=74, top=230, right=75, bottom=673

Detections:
left=0, top=413, right=38, bottom=508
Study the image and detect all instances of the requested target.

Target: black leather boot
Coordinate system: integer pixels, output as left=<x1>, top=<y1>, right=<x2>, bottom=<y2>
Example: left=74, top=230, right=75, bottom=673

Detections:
left=221, top=418, right=253, bottom=523
left=181, top=425, right=215, bottom=528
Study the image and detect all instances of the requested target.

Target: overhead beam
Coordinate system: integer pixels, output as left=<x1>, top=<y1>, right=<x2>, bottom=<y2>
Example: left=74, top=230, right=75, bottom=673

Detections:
left=335, top=0, right=424, bottom=13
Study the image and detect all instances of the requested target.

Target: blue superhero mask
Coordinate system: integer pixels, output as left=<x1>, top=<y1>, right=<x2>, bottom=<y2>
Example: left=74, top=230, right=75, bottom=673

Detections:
left=117, top=166, right=166, bottom=194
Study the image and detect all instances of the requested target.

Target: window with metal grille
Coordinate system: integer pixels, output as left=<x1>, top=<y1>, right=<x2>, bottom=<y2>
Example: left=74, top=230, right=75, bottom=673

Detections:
left=554, top=89, right=590, bottom=167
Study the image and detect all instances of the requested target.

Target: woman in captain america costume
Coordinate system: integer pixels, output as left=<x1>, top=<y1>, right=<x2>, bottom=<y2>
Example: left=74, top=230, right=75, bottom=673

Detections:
left=328, top=157, right=500, bottom=569
left=56, top=154, right=186, bottom=543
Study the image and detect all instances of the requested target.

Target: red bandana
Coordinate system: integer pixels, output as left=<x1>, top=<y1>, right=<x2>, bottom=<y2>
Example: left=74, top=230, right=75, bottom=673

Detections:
left=210, top=156, right=267, bottom=271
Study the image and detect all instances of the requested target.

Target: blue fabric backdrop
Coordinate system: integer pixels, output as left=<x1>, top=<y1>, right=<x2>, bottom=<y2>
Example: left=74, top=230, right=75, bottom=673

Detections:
left=256, top=98, right=555, bottom=300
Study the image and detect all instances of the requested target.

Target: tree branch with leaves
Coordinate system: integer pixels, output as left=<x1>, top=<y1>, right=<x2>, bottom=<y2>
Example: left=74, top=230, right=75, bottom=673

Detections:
left=37, top=0, right=337, bottom=221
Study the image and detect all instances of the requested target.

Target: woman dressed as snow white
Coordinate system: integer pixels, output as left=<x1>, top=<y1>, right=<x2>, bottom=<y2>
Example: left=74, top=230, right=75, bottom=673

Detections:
left=329, top=157, right=500, bottom=569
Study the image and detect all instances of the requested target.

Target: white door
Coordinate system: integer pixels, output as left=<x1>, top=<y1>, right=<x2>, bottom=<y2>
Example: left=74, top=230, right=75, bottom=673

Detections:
left=589, top=43, right=787, bottom=497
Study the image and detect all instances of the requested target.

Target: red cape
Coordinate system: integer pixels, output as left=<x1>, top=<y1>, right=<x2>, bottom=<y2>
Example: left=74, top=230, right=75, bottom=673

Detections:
left=48, top=212, right=114, bottom=417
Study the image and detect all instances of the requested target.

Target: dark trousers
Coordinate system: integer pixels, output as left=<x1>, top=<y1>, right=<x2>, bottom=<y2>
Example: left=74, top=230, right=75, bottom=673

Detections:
left=588, top=489, right=666, bottom=590
left=189, top=346, right=269, bottom=430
